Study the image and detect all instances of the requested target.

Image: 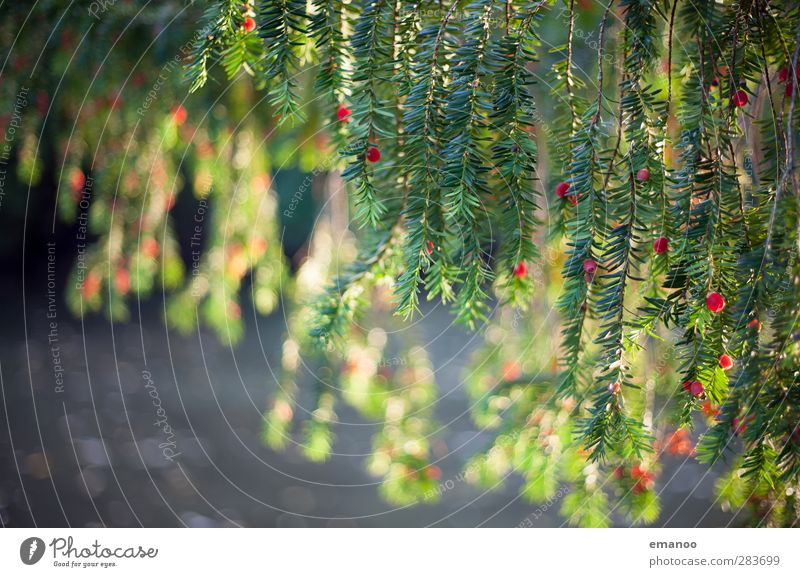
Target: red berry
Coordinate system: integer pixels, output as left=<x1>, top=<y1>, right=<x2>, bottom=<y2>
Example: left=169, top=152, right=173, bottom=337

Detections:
left=665, top=429, right=694, bottom=456
left=70, top=168, right=86, bottom=197
left=633, top=470, right=654, bottom=493
left=336, top=105, right=352, bottom=121
left=732, top=417, right=748, bottom=436
left=630, top=465, right=654, bottom=493
left=115, top=268, right=130, bottom=295
left=732, top=89, right=749, bottom=107
left=555, top=181, right=578, bottom=205
left=425, top=240, right=434, bottom=255
left=141, top=238, right=160, bottom=259
left=636, top=168, right=650, bottom=182
left=778, top=65, right=800, bottom=83
left=582, top=259, right=597, bottom=275
left=366, top=146, right=380, bottom=163
left=250, top=237, right=267, bottom=259
left=706, top=291, right=726, bottom=313
left=513, top=261, right=527, bottom=278
left=82, top=270, right=101, bottom=300
left=243, top=16, right=256, bottom=32
left=164, top=193, right=176, bottom=211
left=608, top=381, right=621, bottom=395
left=172, top=105, right=187, bottom=125
left=747, top=318, right=762, bottom=333
left=653, top=236, right=668, bottom=254
left=718, top=354, right=733, bottom=370
left=501, top=361, right=522, bottom=381
left=682, top=379, right=704, bottom=397
left=426, top=465, right=442, bottom=480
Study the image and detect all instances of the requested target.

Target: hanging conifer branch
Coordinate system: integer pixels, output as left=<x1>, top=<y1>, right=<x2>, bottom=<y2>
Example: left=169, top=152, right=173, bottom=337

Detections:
left=342, top=0, right=395, bottom=226
left=555, top=1, right=615, bottom=401
left=395, top=1, right=460, bottom=319
left=441, top=0, right=498, bottom=326
left=310, top=0, right=351, bottom=102
left=260, top=0, right=308, bottom=120
left=490, top=2, right=547, bottom=307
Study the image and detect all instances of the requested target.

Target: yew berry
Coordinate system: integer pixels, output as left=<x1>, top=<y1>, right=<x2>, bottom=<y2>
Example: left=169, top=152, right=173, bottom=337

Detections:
left=366, top=146, right=380, bottom=163
left=653, top=236, right=668, bottom=254
left=82, top=270, right=101, bottom=300
left=682, top=379, right=704, bottom=397
left=141, top=237, right=160, bottom=259
left=425, top=240, right=434, bottom=255
left=706, top=291, right=726, bottom=313
left=172, top=105, right=187, bottom=125
left=513, top=261, right=527, bottom=278
left=70, top=168, right=86, bottom=197
left=501, top=361, right=522, bottom=381
left=243, top=16, right=256, bottom=32
left=583, top=259, right=597, bottom=275
left=636, top=168, right=650, bottom=182
left=630, top=466, right=654, bottom=493
left=426, top=465, right=442, bottom=480
left=747, top=318, right=762, bottom=333
left=115, top=268, right=130, bottom=295
left=732, top=89, right=749, bottom=107
left=778, top=64, right=800, bottom=84
left=555, top=181, right=577, bottom=205
left=251, top=237, right=267, bottom=259
left=718, top=354, right=733, bottom=370
left=336, top=105, right=352, bottom=121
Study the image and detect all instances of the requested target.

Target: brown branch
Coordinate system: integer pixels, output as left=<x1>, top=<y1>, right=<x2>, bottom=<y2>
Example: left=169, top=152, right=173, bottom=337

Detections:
left=566, top=0, right=577, bottom=130
left=591, top=0, right=614, bottom=127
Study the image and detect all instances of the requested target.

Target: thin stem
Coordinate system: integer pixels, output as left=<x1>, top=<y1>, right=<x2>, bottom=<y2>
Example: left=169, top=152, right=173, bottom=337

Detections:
left=566, top=0, right=577, bottom=130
